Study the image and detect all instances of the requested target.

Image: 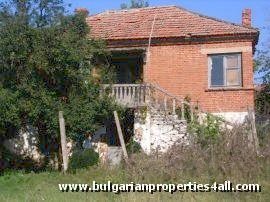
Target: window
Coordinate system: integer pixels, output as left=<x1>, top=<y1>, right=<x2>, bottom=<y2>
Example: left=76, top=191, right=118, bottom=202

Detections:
left=209, top=53, right=242, bottom=87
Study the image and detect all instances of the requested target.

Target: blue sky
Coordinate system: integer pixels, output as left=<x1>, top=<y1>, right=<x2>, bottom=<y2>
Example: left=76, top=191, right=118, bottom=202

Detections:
left=66, top=0, right=270, bottom=49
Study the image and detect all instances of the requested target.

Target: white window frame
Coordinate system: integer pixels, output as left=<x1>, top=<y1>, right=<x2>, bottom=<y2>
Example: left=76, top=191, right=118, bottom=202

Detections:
left=208, top=53, right=242, bottom=88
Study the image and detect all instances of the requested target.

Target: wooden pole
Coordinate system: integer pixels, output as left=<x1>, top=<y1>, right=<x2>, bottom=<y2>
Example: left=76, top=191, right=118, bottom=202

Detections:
left=190, top=107, right=194, bottom=122
left=172, top=99, right=176, bottom=115
left=164, top=96, right=167, bottom=111
left=247, top=107, right=259, bottom=155
left=59, top=111, right=68, bottom=172
left=113, top=111, right=128, bottom=162
left=181, top=101, right=185, bottom=120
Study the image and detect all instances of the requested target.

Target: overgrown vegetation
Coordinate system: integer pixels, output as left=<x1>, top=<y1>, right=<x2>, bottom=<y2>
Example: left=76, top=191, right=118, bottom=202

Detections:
left=0, top=124, right=270, bottom=201
left=1, top=88, right=269, bottom=200
left=0, top=1, right=269, bottom=201
left=126, top=139, right=141, bottom=154
left=188, top=113, right=224, bottom=146
left=175, top=97, right=224, bottom=145
left=69, top=149, right=99, bottom=171
left=254, top=39, right=270, bottom=118
left=255, top=84, right=270, bottom=117
left=0, top=0, right=117, bottom=169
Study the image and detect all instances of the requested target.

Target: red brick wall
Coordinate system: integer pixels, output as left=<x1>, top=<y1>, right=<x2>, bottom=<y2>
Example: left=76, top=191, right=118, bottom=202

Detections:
left=144, top=41, right=255, bottom=112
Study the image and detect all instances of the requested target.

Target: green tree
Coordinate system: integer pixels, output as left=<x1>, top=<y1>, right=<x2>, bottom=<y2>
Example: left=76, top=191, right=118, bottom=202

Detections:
left=255, top=50, right=270, bottom=115
left=254, top=14, right=270, bottom=115
left=255, top=50, right=270, bottom=84
left=0, top=0, right=117, bottom=164
left=121, top=0, right=149, bottom=9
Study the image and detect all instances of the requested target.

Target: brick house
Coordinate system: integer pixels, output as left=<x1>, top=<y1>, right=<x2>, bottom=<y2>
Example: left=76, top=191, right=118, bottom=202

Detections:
left=84, top=6, right=259, bottom=152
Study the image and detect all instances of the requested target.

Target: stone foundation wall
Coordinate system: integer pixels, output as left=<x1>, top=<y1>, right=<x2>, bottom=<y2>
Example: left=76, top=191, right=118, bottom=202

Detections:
left=212, top=112, right=249, bottom=124
left=3, top=126, right=43, bottom=162
left=134, top=108, right=250, bottom=154
left=134, top=108, right=188, bottom=154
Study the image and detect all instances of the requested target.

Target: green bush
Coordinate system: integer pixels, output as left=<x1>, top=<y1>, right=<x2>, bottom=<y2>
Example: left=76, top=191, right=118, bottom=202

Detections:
left=69, top=149, right=99, bottom=171
left=126, top=139, right=141, bottom=154
left=188, top=113, right=223, bottom=147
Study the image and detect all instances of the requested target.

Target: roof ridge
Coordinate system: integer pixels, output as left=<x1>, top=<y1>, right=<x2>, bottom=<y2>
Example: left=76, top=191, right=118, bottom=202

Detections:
left=174, top=6, right=258, bottom=32
left=86, top=5, right=259, bottom=43
left=87, top=5, right=258, bottom=32
left=87, top=5, right=177, bottom=18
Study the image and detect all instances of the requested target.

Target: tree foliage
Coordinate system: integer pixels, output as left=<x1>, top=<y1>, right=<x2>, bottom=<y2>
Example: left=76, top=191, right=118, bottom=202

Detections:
left=255, top=50, right=270, bottom=84
left=120, top=0, right=149, bottom=9
left=255, top=50, right=270, bottom=116
left=0, top=0, right=117, bottom=149
left=0, top=0, right=65, bottom=27
left=254, top=45, right=270, bottom=116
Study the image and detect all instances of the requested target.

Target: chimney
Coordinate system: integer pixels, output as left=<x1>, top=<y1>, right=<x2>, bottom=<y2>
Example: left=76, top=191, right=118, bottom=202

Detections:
left=242, top=8, right=251, bottom=27
left=75, top=8, right=89, bottom=16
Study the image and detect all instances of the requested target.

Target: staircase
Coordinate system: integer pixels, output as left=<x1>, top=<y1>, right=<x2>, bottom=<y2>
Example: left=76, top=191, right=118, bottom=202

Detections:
left=102, top=83, right=199, bottom=153
left=147, top=108, right=188, bottom=152
left=101, top=83, right=199, bottom=118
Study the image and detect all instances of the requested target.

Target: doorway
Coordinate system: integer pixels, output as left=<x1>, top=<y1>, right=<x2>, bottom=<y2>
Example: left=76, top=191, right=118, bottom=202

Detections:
left=110, top=50, right=145, bottom=84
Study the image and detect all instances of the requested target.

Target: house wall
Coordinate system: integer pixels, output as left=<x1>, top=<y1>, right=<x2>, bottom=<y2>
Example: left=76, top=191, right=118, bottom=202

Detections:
left=144, top=41, right=255, bottom=115
left=134, top=108, right=188, bottom=154
left=3, top=126, right=44, bottom=162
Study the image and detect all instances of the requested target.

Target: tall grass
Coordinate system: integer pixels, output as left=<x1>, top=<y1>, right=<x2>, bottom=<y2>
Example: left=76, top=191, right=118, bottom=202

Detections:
left=0, top=124, right=270, bottom=201
left=126, top=125, right=270, bottom=182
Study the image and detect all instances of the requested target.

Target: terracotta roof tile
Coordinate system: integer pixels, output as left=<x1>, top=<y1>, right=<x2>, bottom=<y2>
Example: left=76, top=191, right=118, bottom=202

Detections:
left=86, top=6, right=258, bottom=40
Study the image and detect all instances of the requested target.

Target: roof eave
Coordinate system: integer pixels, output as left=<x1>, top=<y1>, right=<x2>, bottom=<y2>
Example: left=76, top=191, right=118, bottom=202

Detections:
left=95, top=32, right=259, bottom=48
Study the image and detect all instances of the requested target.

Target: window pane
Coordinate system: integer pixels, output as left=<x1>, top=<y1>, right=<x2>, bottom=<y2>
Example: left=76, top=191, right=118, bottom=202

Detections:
left=226, top=55, right=239, bottom=68
left=226, top=69, right=240, bottom=86
left=211, top=55, right=224, bottom=86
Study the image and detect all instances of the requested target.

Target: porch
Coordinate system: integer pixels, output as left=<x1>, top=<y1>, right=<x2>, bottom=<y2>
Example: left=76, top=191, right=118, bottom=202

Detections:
left=103, top=49, right=197, bottom=119
left=100, top=83, right=192, bottom=153
left=101, top=83, right=196, bottom=121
